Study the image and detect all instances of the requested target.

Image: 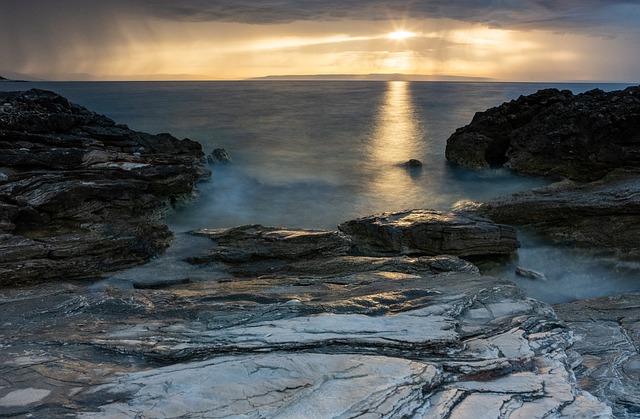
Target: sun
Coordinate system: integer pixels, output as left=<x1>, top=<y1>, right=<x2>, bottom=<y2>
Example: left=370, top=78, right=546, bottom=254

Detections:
left=388, top=30, right=416, bottom=40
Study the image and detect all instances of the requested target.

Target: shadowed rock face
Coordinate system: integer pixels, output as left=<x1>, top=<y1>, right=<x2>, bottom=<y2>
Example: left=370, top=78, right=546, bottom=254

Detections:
left=338, top=209, right=520, bottom=258
left=455, top=173, right=640, bottom=252
left=0, top=89, right=208, bottom=284
left=445, top=86, right=640, bottom=181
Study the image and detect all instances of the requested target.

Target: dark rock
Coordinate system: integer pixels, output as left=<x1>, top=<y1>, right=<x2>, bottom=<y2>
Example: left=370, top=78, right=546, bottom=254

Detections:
left=404, top=158, right=423, bottom=167
left=0, top=89, right=208, bottom=285
left=515, top=266, right=546, bottom=281
left=445, top=86, right=640, bottom=181
left=132, top=277, right=191, bottom=289
left=207, top=147, right=231, bottom=164
left=457, top=172, right=640, bottom=251
left=338, top=209, right=519, bottom=257
left=188, top=224, right=353, bottom=263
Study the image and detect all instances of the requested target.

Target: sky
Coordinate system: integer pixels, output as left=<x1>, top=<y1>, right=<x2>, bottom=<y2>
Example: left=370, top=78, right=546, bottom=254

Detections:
left=1, top=0, right=640, bottom=82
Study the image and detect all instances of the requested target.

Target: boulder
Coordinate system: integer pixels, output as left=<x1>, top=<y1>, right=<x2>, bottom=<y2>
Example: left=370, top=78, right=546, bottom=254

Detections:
left=206, top=147, right=231, bottom=164
left=445, top=86, right=640, bottom=181
left=338, top=209, right=519, bottom=257
left=0, top=89, right=209, bottom=284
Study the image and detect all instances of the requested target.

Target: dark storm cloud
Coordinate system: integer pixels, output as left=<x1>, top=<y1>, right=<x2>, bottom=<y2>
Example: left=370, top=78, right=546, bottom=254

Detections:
left=139, top=0, right=640, bottom=33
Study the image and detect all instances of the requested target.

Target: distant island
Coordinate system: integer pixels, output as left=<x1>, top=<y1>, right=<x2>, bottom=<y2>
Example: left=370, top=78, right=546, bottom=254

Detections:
left=248, top=73, right=492, bottom=82
left=0, top=75, right=27, bottom=82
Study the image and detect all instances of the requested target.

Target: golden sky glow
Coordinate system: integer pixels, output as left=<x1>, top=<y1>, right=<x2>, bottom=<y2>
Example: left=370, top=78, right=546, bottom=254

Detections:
left=1, top=1, right=639, bottom=82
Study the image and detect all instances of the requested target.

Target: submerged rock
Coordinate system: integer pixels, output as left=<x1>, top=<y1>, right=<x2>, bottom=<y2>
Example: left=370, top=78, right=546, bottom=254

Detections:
left=515, top=266, right=546, bottom=281
left=338, top=209, right=519, bottom=258
left=206, top=147, right=231, bottom=164
left=445, top=86, right=640, bottom=181
left=0, top=89, right=208, bottom=284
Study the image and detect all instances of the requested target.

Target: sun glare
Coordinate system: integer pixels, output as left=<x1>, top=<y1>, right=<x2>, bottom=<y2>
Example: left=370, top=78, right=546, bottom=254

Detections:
left=388, top=30, right=416, bottom=40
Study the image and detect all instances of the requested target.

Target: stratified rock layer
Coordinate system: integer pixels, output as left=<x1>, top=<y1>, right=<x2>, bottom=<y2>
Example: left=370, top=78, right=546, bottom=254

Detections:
left=445, top=86, right=640, bottom=181
left=0, top=89, right=208, bottom=284
left=338, top=209, right=519, bottom=257
left=554, top=293, right=640, bottom=418
left=455, top=172, right=640, bottom=251
left=0, top=230, right=609, bottom=417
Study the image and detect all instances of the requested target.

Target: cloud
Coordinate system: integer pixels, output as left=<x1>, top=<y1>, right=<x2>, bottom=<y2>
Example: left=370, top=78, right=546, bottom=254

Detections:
left=138, top=0, right=640, bottom=34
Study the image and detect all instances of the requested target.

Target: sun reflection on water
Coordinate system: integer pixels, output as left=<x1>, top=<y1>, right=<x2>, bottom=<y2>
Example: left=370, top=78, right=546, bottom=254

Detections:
left=364, top=81, right=426, bottom=210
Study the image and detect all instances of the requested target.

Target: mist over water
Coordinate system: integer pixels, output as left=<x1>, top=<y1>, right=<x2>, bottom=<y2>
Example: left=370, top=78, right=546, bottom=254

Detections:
left=2, top=80, right=639, bottom=302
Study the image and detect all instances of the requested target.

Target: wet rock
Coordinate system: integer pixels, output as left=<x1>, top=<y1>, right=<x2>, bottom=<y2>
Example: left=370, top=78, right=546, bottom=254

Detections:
left=404, top=158, right=423, bottom=167
left=338, top=209, right=519, bottom=257
left=0, top=89, right=208, bottom=284
left=188, top=224, right=353, bottom=263
left=0, top=221, right=611, bottom=417
left=515, top=266, right=547, bottom=281
left=554, top=293, right=640, bottom=417
left=206, top=147, right=231, bottom=164
left=457, top=172, right=640, bottom=251
left=445, top=86, right=640, bottom=181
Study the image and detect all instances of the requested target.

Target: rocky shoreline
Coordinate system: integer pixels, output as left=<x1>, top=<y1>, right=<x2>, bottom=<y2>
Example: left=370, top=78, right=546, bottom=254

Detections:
left=1, top=88, right=639, bottom=417
left=0, top=89, right=209, bottom=285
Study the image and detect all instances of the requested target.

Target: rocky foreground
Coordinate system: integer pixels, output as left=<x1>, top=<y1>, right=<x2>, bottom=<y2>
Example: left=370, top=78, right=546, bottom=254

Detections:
left=1, top=88, right=639, bottom=417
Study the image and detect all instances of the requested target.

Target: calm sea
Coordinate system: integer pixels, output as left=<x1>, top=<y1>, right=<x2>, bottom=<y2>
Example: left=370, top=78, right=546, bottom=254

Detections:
left=1, top=80, right=638, bottom=302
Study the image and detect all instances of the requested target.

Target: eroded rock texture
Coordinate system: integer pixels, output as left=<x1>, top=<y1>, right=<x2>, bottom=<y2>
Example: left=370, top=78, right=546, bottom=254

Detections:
left=445, top=86, right=640, bottom=181
left=0, top=89, right=208, bottom=284
left=455, top=172, right=640, bottom=252
left=0, top=230, right=609, bottom=417
left=338, top=209, right=519, bottom=257
left=554, top=293, right=640, bottom=418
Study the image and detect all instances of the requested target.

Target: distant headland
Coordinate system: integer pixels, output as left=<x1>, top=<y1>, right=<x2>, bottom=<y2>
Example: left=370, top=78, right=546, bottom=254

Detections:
left=247, top=73, right=492, bottom=82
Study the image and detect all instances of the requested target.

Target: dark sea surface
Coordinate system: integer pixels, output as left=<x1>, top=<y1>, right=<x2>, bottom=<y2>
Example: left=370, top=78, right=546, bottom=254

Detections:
left=1, top=80, right=639, bottom=302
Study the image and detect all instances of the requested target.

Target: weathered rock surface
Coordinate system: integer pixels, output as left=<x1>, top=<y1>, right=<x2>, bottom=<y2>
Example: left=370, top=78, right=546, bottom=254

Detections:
left=456, top=172, right=640, bottom=252
left=445, top=86, right=640, bottom=181
left=0, top=89, right=208, bottom=285
left=554, top=293, right=640, bottom=418
left=0, top=229, right=609, bottom=417
left=338, top=209, right=519, bottom=258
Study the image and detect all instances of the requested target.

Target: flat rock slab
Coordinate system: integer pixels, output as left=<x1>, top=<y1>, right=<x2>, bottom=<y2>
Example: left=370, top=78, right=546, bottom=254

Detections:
left=338, top=209, right=519, bottom=257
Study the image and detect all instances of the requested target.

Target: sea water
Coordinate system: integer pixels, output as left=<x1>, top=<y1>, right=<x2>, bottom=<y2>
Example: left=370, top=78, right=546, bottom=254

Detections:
left=1, top=80, right=639, bottom=302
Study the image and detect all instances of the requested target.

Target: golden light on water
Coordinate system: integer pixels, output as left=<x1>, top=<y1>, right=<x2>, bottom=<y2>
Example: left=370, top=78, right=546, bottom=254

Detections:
left=364, top=81, right=426, bottom=208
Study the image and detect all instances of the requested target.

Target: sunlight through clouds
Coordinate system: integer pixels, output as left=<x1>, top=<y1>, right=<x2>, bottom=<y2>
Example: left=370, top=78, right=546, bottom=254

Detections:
left=1, top=1, right=639, bottom=81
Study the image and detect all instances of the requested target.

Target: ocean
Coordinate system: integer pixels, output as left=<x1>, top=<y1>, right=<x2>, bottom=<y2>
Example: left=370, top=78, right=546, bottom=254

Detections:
left=1, top=80, right=639, bottom=302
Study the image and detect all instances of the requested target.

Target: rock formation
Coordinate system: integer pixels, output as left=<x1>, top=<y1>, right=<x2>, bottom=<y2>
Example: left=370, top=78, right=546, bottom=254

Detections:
left=339, top=209, right=519, bottom=257
left=0, top=89, right=209, bottom=285
left=0, top=230, right=610, bottom=417
left=445, top=86, right=640, bottom=181
left=455, top=172, right=640, bottom=252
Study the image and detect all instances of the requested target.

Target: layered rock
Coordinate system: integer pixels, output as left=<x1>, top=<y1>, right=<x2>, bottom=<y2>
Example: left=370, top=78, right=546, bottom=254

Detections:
left=338, top=209, right=519, bottom=257
left=456, top=172, right=640, bottom=251
left=0, top=89, right=208, bottom=284
left=554, top=293, right=640, bottom=418
left=0, top=230, right=609, bottom=417
left=445, top=86, right=640, bottom=181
